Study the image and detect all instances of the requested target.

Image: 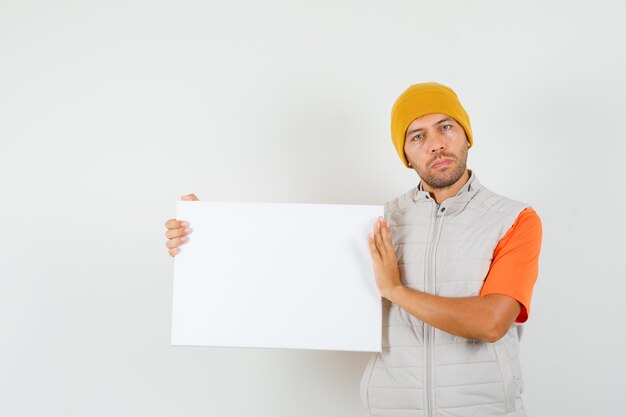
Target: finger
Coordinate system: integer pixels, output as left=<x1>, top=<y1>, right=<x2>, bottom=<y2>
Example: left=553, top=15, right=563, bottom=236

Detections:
left=165, top=226, right=191, bottom=239
left=380, top=219, right=393, bottom=252
left=367, top=233, right=380, bottom=260
left=181, top=193, right=199, bottom=201
left=168, top=247, right=179, bottom=257
left=165, top=218, right=188, bottom=229
left=372, top=217, right=382, bottom=237
left=373, top=220, right=385, bottom=256
left=165, top=236, right=188, bottom=249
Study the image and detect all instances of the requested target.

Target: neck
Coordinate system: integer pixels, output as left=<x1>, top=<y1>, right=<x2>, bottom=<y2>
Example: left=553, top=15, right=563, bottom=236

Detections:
left=422, top=169, right=470, bottom=204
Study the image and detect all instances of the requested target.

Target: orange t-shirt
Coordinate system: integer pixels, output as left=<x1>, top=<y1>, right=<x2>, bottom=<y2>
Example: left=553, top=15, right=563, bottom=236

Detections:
left=479, top=207, right=543, bottom=323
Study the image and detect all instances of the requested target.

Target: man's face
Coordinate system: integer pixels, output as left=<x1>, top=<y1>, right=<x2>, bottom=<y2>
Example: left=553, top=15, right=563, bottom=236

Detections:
left=403, top=113, right=469, bottom=190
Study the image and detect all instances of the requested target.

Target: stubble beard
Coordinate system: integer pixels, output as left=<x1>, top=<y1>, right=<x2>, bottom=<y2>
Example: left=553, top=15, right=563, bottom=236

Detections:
left=414, top=147, right=468, bottom=190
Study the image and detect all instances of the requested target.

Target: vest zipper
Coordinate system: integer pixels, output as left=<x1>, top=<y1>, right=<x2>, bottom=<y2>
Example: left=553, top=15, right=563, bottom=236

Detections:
left=424, top=204, right=445, bottom=417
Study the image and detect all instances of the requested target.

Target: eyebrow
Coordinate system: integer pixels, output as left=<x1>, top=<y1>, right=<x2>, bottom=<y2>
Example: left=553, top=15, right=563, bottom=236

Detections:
left=406, top=117, right=454, bottom=136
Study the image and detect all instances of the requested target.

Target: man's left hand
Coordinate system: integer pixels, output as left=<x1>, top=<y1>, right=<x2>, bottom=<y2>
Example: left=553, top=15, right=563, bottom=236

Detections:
left=367, top=216, right=404, bottom=300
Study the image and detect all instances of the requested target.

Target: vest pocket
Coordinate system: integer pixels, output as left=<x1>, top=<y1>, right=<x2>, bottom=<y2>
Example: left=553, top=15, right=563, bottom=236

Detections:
left=360, top=353, right=377, bottom=412
left=494, top=342, right=517, bottom=412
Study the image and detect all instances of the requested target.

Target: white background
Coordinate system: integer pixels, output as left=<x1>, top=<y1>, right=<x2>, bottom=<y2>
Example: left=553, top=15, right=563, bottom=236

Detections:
left=1, top=1, right=624, bottom=416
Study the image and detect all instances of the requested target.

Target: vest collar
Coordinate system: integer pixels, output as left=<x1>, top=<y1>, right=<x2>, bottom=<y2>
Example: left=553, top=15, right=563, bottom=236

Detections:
left=413, top=170, right=481, bottom=215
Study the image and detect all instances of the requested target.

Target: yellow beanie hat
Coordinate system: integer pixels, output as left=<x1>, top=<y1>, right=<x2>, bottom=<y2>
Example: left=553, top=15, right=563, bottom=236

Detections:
left=391, top=82, right=473, bottom=168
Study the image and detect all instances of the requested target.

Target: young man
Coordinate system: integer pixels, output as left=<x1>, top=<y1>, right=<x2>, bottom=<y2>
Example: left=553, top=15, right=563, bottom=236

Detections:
left=164, top=82, right=542, bottom=417
left=363, top=82, right=542, bottom=417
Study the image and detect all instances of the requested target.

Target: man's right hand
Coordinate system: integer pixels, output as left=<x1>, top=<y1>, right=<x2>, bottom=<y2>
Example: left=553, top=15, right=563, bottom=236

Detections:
left=164, top=193, right=199, bottom=257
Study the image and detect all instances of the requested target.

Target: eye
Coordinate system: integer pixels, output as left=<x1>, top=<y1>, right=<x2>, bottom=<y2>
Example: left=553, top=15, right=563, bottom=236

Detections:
left=411, top=134, right=424, bottom=142
left=441, top=124, right=452, bottom=131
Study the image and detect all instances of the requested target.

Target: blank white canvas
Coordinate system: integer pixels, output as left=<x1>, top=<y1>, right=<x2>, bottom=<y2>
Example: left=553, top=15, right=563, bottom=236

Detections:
left=171, top=201, right=383, bottom=352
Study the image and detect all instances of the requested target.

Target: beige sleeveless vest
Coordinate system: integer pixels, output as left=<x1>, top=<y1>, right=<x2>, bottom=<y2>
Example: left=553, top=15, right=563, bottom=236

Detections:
left=360, top=172, right=529, bottom=417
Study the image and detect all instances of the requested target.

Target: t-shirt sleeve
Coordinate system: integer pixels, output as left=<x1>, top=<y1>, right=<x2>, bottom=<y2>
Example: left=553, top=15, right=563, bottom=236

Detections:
left=480, top=207, right=543, bottom=323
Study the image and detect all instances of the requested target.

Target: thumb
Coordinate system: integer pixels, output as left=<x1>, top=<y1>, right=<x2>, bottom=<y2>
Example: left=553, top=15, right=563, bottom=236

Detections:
left=180, top=193, right=199, bottom=201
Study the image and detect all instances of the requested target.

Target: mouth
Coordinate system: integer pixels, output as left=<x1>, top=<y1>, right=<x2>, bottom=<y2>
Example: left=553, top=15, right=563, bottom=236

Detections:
left=431, top=158, right=453, bottom=169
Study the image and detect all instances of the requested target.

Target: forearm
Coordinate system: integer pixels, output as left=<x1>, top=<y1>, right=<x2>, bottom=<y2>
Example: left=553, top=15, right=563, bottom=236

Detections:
left=385, top=286, right=520, bottom=343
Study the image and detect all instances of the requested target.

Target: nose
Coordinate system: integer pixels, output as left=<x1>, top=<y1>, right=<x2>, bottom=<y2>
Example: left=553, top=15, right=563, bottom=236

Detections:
left=428, top=131, right=446, bottom=153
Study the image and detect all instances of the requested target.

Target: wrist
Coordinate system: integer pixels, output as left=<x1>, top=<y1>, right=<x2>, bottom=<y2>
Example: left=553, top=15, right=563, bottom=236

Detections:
left=383, top=284, right=406, bottom=303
